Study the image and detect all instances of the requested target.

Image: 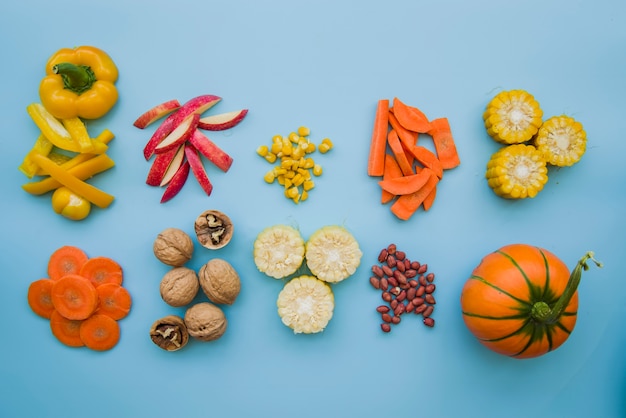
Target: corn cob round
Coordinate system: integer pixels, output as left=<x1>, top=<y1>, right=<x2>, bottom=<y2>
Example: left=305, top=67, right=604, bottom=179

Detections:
left=483, top=90, right=543, bottom=144
left=533, top=115, right=586, bottom=167
left=253, top=225, right=305, bottom=279
left=277, top=275, right=334, bottom=334
left=486, top=144, right=548, bottom=199
left=305, top=225, right=362, bottom=283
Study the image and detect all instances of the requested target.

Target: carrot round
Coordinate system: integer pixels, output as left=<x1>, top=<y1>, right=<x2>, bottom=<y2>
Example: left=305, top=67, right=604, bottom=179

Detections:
left=367, top=99, right=390, bottom=176
left=79, top=314, right=120, bottom=351
left=27, top=278, right=55, bottom=319
left=48, top=245, right=89, bottom=281
left=79, top=256, right=123, bottom=287
left=96, top=283, right=132, bottom=320
left=51, top=274, right=99, bottom=320
left=50, top=310, right=84, bottom=347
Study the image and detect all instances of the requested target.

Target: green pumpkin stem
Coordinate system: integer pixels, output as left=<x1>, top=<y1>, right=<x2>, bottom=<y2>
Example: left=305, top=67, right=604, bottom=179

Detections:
left=53, top=63, right=96, bottom=95
left=531, top=251, right=602, bottom=324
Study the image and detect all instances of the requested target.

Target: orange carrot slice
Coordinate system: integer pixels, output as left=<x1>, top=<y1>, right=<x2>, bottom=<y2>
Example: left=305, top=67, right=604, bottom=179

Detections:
left=423, top=185, right=437, bottom=211
left=50, top=310, right=85, bottom=347
left=390, top=172, right=439, bottom=221
left=367, top=99, right=389, bottom=176
left=381, top=154, right=403, bottom=204
left=378, top=167, right=434, bottom=196
left=387, top=129, right=413, bottom=176
left=389, top=111, right=419, bottom=147
left=27, top=278, right=55, bottom=319
left=404, top=145, right=444, bottom=179
left=79, top=256, right=123, bottom=287
left=51, top=274, right=99, bottom=320
left=47, top=245, right=89, bottom=281
left=392, top=98, right=431, bottom=133
left=79, top=314, right=120, bottom=351
left=96, top=283, right=132, bottom=320
left=428, top=117, right=460, bottom=169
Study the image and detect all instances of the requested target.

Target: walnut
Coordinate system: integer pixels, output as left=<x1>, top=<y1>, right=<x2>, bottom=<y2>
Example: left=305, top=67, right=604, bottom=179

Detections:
left=153, top=227, right=194, bottom=266
left=184, top=302, right=227, bottom=341
left=194, top=210, right=234, bottom=250
left=150, top=315, right=189, bottom=351
left=160, top=267, right=199, bottom=307
left=199, top=258, right=241, bottom=305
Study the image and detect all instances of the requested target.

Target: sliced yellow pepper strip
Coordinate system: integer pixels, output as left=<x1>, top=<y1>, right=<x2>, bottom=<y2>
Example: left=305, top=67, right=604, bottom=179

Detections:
left=18, top=135, right=54, bottom=178
left=28, top=153, right=114, bottom=208
left=62, top=117, right=95, bottom=152
left=26, top=103, right=108, bottom=154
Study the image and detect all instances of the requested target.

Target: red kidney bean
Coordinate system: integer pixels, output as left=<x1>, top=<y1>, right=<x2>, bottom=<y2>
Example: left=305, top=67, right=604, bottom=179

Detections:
left=417, top=264, right=428, bottom=274
left=423, top=318, right=435, bottom=327
left=426, top=273, right=435, bottom=282
left=372, top=265, right=384, bottom=278
left=376, top=305, right=390, bottom=313
left=425, top=294, right=436, bottom=305
left=381, top=323, right=392, bottom=332
left=379, top=277, right=389, bottom=291
left=425, top=284, right=436, bottom=294
left=369, top=277, right=380, bottom=289
left=378, top=249, right=388, bottom=263
left=382, top=313, right=392, bottom=323
left=387, top=243, right=396, bottom=255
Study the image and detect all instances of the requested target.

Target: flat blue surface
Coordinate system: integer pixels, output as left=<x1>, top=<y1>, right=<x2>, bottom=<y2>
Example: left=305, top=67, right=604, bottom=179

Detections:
left=1, top=1, right=625, bottom=417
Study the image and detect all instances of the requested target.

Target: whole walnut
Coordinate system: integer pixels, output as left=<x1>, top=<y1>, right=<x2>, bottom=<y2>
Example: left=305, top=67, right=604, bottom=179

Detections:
left=184, top=302, right=227, bottom=341
left=153, top=228, right=194, bottom=266
left=160, top=267, right=199, bottom=307
left=199, top=258, right=241, bottom=305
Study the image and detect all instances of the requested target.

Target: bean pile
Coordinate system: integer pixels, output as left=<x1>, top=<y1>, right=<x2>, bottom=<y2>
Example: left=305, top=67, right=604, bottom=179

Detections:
left=369, top=244, right=437, bottom=332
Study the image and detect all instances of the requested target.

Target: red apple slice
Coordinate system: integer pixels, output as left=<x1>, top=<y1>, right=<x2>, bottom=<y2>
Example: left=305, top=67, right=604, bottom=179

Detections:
left=145, top=146, right=183, bottom=186
left=184, top=144, right=213, bottom=196
left=197, top=109, right=248, bottom=131
left=154, top=113, right=199, bottom=154
left=143, top=94, right=221, bottom=160
left=187, top=129, right=233, bottom=172
left=133, top=99, right=181, bottom=129
left=159, top=145, right=186, bottom=186
left=161, top=161, right=190, bottom=203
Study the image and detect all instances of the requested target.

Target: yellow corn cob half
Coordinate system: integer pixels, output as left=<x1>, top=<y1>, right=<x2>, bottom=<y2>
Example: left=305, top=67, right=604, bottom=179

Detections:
left=483, top=90, right=543, bottom=144
left=253, top=225, right=305, bottom=279
left=305, top=225, right=362, bottom=283
left=485, top=144, right=548, bottom=199
left=533, top=115, right=586, bottom=167
left=277, top=275, right=334, bottom=334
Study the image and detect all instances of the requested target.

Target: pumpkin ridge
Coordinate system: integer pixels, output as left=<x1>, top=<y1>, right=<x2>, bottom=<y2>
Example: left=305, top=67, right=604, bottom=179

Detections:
left=496, top=248, right=545, bottom=304
left=538, top=248, right=552, bottom=302
left=461, top=311, right=527, bottom=320
left=468, top=275, right=532, bottom=307
left=478, top=317, right=531, bottom=343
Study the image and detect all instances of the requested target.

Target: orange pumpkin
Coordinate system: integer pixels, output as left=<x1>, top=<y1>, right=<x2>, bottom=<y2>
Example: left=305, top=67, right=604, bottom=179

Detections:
left=460, top=244, right=600, bottom=359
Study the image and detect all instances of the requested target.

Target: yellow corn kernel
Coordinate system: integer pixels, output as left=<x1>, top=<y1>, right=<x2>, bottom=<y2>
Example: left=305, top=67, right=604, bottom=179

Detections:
left=318, top=143, right=331, bottom=154
left=265, top=152, right=277, bottom=163
left=292, top=173, right=304, bottom=186
left=297, top=126, right=310, bottom=137
left=257, top=145, right=269, bottom=157
left=277, top=175, right=286, bottom=185
left=270, top=142, right=282, bottom=154
left=305, top=142, right=316, bottom=153
left=292, top=145, right=305, bottom=160
left=292, top=193, right=301, bottom=204
left=485, top=144, right=548, bottom=199
left=303, top=180, right=315, bottom=191
left=285, top=186, right=299, bottom=199
left=303, top=157, right=315, bottom=169
left=297, top=167, right=309, bottom=177
left=264, top=171, right=276, bottom=183
left=533, top=115, right=586, bottom=167
left=281, top=159, right=293, bottom=169
left=288, top=132, right=299, bottom=142
left=300, top=190, right=309, bottom=201
left=483, top=89, right=543, bottom=144
left=274, top=167, right=287, bottom=176
left=284, top=169, right=296, bottom=179
left=282, top=143, right=293, bottom=156
left=312, top=164, right=323, bottom=176
left=284, top=178, right=293, bottom=189
left=272, top=135, right=283, bottom=143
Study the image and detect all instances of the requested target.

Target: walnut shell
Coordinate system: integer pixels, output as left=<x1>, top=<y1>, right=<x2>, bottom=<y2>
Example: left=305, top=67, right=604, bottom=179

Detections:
left=194, top=210, right=234, bottom=250
left=153, top=228, right=194, bottom=266
left=199, top=258, right=241, bottom=305
left=150, top=315, right=189, bottom=351
left=160, top=267, right=199, bottom=307
left=184, top=302, right=227, bottom=341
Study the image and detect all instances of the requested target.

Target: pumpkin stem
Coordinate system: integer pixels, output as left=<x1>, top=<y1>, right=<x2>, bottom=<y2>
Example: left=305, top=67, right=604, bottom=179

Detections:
left=543, top=251, right=602, bottom=324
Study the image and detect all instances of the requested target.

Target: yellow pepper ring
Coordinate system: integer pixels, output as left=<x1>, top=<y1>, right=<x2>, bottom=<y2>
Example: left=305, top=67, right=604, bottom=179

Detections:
left=39, top=46, right=119, bottom=120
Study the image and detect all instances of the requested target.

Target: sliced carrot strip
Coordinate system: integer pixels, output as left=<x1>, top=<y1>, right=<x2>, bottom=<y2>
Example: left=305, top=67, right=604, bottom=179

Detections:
left=423, top=185, right=437, bottom=211
left=428, top=117, right=460, bottom=170
left=387, top=129, right=413, bottom=176
left=48, top=245, right=89, bottom=281
left=392, top=97, right=431, bottom=133
left=367, top=99, right=389, bottom=176
left=79, top=256, right=123, bottom=287
left=390, top=172, right=439, bottom=221
left=51, top=274, right=99, bottom=320
left=404, top=145, right=444, bottom=179
left=27, top=278, right=55, bottom=319
left=50, top=310, right=84, bottom=347
left=79, top=314, right=120, bottom=351
left=389, top=111, right=419, bottom=147
left=96, top=283, right=132, bottom=320
left=381, top=154, right=403, bottom=204
left=378, top=167, right=434, bottom=196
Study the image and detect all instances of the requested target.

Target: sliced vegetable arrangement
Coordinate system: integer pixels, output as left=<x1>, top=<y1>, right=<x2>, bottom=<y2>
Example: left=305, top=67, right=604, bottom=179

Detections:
left=254, top=224, right=362, bottom=334
left=368, top=98, right=460, bottom=220
left=483, top=89, right=587, bottom=199
left=27, top=246, right=131, bottom=351
left=460, top=244, right=601, bottom=359
left=134, top=95, right=248, bottom=202
left=257, top=126, right=333, bottom=204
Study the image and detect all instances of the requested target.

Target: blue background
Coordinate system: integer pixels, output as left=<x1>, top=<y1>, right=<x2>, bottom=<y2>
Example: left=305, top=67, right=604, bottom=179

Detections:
left=1, top=1, right=624, bottom=417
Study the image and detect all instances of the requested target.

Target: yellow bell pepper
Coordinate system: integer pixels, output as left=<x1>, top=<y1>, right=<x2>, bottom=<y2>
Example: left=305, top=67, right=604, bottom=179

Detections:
left=51, top=186, right=92, bottom=221
left=39, top=46, right=119, bottom=120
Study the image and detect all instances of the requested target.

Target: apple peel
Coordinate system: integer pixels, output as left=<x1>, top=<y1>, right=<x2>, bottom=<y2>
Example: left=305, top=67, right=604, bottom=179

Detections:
left=188, top=129, right=233, bottom=173
left=197, top=109, right=248, bottom=131
left=133, top=99, right=181, bottom=129
left=184, top=144, right=213, bottom=196
left=154, top=113, right=199, bottom=154
left=161, top=161, right=190, bottom=203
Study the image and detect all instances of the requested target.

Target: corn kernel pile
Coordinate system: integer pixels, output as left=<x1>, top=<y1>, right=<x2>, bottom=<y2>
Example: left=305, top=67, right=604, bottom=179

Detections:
left=257, top=126, right=333, bottom=204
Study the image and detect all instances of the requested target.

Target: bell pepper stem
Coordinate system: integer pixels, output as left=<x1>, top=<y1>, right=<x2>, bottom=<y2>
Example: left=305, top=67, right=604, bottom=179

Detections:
left=531, top=251, right=602, bottom=324
left=53, top=62, right=96, bottom=95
